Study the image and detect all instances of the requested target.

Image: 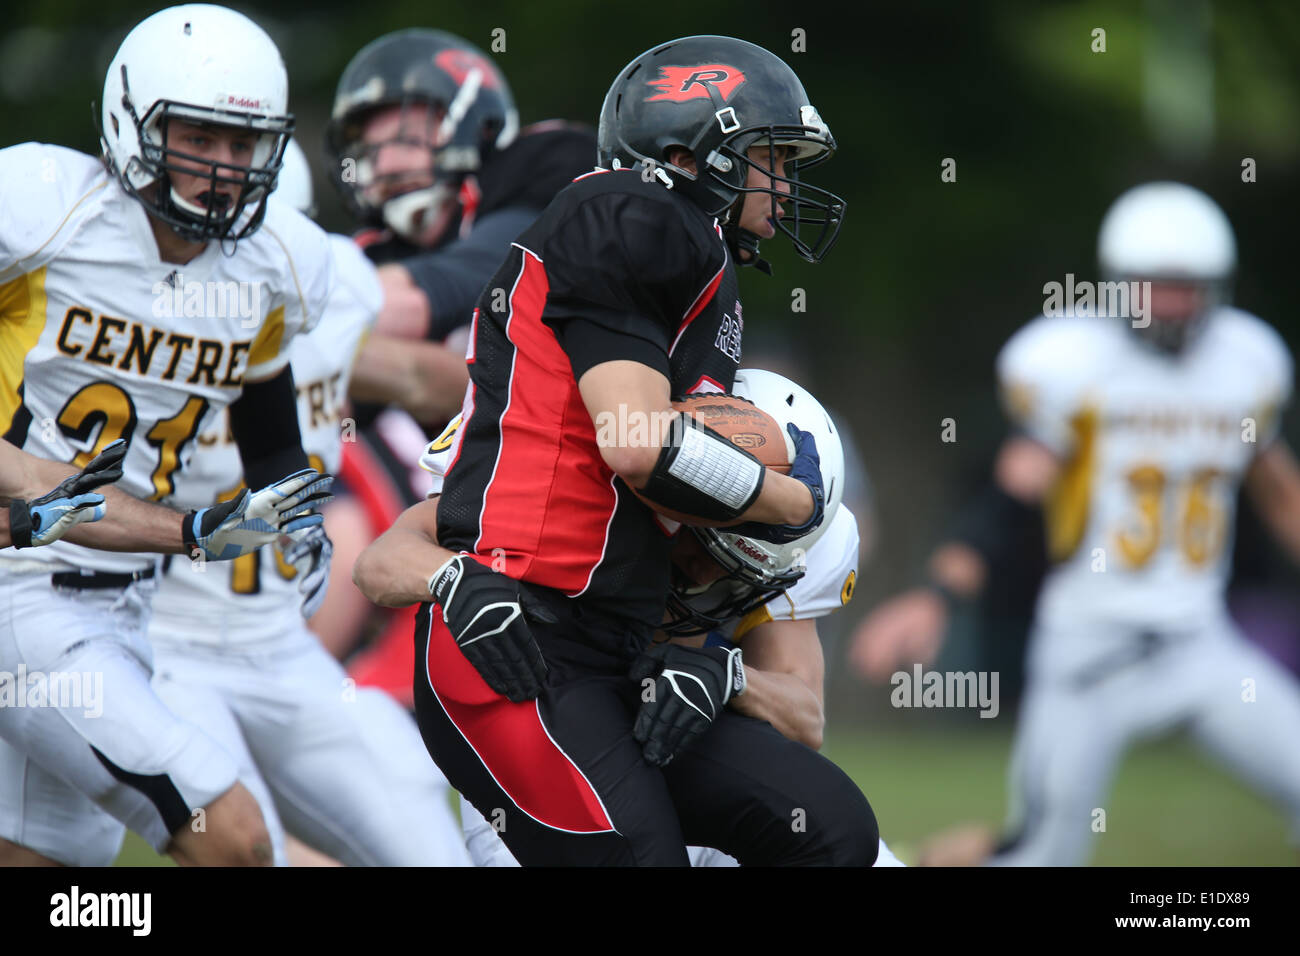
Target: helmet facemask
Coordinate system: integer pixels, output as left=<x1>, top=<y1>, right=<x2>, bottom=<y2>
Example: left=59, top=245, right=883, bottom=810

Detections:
left=660, top=526, right=807, bottom=637
left=1115, top=273, right=1229, bottom=355
left=107, top=66, right=293, bottom=244
left=330, top=96, right=484, bottom=244
left=708, top=123, right=845, bottom=266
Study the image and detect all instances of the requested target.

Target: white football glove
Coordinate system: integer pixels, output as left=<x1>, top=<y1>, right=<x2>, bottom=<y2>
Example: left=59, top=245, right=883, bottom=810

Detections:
left=283, top=525, right=333, bottom=619
left=184, top=469, right=333, bottom=562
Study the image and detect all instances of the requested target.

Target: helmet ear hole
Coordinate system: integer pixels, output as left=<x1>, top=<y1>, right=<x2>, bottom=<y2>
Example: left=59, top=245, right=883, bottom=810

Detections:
left=663, top=145, right=696, bottom=174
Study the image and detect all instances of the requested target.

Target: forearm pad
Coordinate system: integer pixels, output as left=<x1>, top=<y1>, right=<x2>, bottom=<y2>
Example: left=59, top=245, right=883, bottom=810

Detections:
left=230, top=367, right=311, bottom=488
left=636, top=414, right=765, bottom=522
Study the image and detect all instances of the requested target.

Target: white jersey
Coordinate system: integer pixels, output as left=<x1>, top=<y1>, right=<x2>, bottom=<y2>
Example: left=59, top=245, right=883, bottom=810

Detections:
left=997, top=309, right=1292, bottom=630
left=146, top=232, right=380, bottom=647
left=727, top=505, right=859, bottom=642
left=420, top=423, right=860, bottom=643
left=0, top=143, right=332, bottom=573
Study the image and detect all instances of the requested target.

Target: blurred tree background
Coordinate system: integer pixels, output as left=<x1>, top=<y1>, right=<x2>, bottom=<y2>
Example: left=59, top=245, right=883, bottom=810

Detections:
left=7, top=0, right=1300, bottom=861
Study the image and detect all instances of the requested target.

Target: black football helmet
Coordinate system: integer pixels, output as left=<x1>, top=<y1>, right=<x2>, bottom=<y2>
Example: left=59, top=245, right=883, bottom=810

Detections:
left=325, top=29, right=518, bottom=244
left=598, top=35, right=845, bottom=267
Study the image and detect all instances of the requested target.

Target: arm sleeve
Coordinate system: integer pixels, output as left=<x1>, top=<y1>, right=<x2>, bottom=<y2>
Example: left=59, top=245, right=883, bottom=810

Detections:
left=403, top=207, right=538, bottom=341
left=228, top=365, right=310, bottom=487
left=540, top=191, right=720, bottom=380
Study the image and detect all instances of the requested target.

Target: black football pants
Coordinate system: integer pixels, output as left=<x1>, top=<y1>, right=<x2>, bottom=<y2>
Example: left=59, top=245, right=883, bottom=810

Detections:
left=413, top=602, right=879, bottom=866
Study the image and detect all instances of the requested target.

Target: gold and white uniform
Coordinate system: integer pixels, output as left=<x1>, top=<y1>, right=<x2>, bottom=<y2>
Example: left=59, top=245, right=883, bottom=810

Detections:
left=0, top=143, right=331, bottom=859
left=991, top=309, right=1300, bottom=865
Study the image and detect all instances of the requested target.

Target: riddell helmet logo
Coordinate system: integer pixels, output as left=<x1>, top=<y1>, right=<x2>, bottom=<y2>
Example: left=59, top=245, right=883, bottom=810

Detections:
left=645, top=65, right=746, bottom=103
left=436, top=48, right=501, bottom=89
left=733, top=538, right=768, bottom=562
left=225, top=95, right=265, bottom=109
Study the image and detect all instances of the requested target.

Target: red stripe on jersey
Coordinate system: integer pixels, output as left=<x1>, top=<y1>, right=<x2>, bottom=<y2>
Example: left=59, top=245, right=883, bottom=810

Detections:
left=669, top=247, right=728, bottom=356
left=421, top=611, right=614, bottom=833
left=474, top=246, right=619, bottom=593
left=458, top=175, right=481, bottom=239
left=686, top=374, right=726, bottom=395
left=352, top=227, right=389, bottom=250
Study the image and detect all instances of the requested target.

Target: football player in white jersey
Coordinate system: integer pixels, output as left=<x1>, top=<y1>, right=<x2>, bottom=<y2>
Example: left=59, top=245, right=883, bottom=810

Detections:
left=853, top=182, right=1300, bottom=865
left=142, top=138, right=468, bottom=866
left=0, top=5, right=337, bottom=866
left=355, top=369, right=904, bottom=866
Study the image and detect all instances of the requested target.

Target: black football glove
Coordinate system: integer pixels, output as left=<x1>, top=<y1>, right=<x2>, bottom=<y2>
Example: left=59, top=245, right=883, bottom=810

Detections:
left=429, top=555, right=556, bottom=702
left=729, top=423, right=825, bottom=545
left=8, top=439, right=127, bottom=548
left=629, top=642, right=746, bottom=767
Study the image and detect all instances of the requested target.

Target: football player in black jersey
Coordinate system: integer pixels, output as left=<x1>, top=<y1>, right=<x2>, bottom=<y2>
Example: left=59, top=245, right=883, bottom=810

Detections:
left=316, top=30, right=602, bottom=698
left=325, top=28, right=599, bottom=425
left=374, top=35, right=878, bottom=865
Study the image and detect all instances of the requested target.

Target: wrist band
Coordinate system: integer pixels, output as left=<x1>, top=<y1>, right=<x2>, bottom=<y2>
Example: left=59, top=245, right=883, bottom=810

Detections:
left=9, top=500, right=34, bottom=549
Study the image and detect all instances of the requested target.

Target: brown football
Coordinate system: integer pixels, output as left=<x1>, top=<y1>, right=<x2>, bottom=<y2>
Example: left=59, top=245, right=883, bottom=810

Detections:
left=630, top=394, right=791, bottom=526
left=671, top=394, right=792, bottom=474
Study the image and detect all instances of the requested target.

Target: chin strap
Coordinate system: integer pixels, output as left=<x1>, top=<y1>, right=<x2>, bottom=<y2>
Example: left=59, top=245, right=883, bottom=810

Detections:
left=728, top=225, right=773, bottom=276
left=382, top=182, right=457, bottom=243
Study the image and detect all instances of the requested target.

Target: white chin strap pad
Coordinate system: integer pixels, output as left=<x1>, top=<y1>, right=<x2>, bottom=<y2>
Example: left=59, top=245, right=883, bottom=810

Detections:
left=383, top=183, right=453, bottom=241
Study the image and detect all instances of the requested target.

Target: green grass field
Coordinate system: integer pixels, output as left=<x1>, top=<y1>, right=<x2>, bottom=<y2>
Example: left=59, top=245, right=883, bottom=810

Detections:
left=112, top=725, right=1294, bottom=866
left=823, top=726, right=1295, bottom=866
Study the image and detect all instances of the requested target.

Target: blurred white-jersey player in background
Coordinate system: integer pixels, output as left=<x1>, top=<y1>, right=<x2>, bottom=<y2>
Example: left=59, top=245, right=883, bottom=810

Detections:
left=853, top=182, right=1300, bottom=865
left=0, top=4, right=336, bottom=866
left=143, top=138, right=468, bottom=866
left=356, top=369, right=903, bottom=866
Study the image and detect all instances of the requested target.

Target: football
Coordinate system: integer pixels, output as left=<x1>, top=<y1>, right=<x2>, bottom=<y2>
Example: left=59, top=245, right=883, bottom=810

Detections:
left=672, top=394, right=793, bottom=474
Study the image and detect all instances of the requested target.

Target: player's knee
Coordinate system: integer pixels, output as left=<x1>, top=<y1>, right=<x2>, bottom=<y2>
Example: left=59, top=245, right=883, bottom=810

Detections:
left=169, top=784, right=274, bottom=866
left=0, top=837, right=64, bottom=866
left=804, top=781, right=879, bottom=866
left=824, top=801, right=879, bottom=866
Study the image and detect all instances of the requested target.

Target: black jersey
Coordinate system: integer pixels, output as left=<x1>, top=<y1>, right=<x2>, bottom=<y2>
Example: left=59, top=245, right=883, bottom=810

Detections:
left=437, top=168, right=744, bottom=639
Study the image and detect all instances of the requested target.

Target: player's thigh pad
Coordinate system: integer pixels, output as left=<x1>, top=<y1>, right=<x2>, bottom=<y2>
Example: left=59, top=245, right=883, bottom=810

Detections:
left=218, top=633, right=467, bottom=866
left=151, top=652, right=288, bottom=866
left=0, top=573, right=240, bottom=852
left=992, top=670, right=1139, bottom=867
left=0, top=734, right=126, bottom=866
left=1188, top=629, right=1300, bottom=831
left=414, top=603, right=690, bottom=866
left=662, top=711, right=880, bottom=866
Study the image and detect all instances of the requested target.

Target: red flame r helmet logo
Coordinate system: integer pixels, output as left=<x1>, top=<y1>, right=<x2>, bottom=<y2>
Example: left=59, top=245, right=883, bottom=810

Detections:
left=436, top=48, right=501, bottom=89
left=645, top=64, right=746, bottom=103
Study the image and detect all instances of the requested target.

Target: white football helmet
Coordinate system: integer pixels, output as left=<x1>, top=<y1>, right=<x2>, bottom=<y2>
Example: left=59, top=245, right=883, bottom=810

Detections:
left=100, top=4, right=294, bottom=242
left=663, top=368, right=846, bottom=636
left=276, top=138, right=316, bottom=218
left=1097, top=181, right=1235, bottom=349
